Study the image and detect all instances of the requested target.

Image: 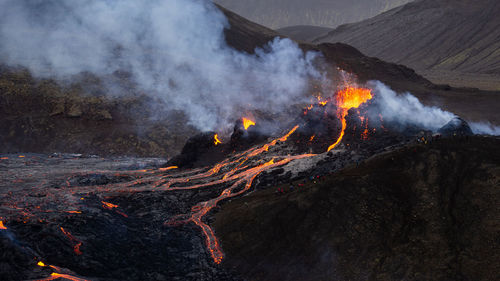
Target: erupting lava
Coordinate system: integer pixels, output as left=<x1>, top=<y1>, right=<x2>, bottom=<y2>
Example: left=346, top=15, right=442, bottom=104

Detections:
left=242, top=117, right=255, bottom=130
left=213, top=134, right=222, bottom=145
left=327, top=87, right=372, bottom=151
left=2, top=80, right=377, bottom=278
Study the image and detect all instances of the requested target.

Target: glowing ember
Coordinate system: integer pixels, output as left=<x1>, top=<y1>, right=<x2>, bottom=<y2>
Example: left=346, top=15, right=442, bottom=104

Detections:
left=0, top=221, right=6, bottom=230
left=327, top=87, right=372, bottom=152
left=60, top=227, right=83, bottom=255
left=36, top=273, right=89, bottom=281
left=242, top=117, right=255, bottom=130
left=159, top=166, right=178, bottom=171
left=37, top=261, right=46, bottom=267
left=102, top=201, right=118, bottom=209
left=213, top=134, right=222, bottom=146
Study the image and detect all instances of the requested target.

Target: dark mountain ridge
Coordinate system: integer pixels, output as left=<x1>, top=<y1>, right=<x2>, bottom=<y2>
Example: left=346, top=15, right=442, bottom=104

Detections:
left=313, top=0, right=500, bottom=90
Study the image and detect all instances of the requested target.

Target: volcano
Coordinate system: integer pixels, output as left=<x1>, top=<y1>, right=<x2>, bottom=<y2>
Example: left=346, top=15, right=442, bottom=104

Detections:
left=2, top=78, right=498, bottom=280
left=0, top=1, right=499, bottom=281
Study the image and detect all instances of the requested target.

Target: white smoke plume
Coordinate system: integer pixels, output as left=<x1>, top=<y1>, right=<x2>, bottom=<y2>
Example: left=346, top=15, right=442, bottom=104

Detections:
left=367, top=81, right=500, bottom=135
left=368, top=81, right=456, bottom=131
left=0, top=0, right=322, bottom=130
left=469, top=122, right=500, bottom=135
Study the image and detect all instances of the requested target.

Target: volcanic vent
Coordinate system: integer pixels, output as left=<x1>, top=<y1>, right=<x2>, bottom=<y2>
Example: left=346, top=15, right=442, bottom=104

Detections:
left=0, top=75, right=472, bottom=280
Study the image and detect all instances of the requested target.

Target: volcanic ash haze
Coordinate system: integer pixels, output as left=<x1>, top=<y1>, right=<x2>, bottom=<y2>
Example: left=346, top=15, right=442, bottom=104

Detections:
left=0, top=0, right=323, bottom=131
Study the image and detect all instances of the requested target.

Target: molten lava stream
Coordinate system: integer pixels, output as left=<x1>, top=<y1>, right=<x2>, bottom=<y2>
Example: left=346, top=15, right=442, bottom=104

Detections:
left=35, top=272, right=89, bottom=281
left=327, top=87, right=372, bottom=152
left=184, top=154, right=315, bottom=263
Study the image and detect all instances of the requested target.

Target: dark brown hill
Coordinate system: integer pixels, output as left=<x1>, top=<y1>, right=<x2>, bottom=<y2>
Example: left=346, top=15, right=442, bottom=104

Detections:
left=313, top=0, right=500, bottom=90
left=215, top=136, right=500, bottom=280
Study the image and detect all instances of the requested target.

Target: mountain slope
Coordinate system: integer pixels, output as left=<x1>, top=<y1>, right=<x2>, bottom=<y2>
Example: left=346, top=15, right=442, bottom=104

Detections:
left=214, top=0, right=413, bottom=29
left=313, top=0, right=500, bottom=90
left=215, top=136, right=500, bottom=280
left=277, top=25, right=333, bottom=42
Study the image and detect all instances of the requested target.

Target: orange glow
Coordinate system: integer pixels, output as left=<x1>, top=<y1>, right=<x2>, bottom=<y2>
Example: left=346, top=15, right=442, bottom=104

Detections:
left=36, top=273, right=89, bottom=281
left=0, top=157, right=8, bottom=160
left=317, top=96, right=328, bottom=106
left=102, top=201, right=118, bottom=209
left=160, top=125, right=314, bottom=264
left=309, top=135, right=315, bottom=142
left=66, top=211, right=81, bottom=214
left=18, top=155, right=25, bottom=158
left=159, top=166, right=178, bottom=171
left=213, top=134, right=222, bottom=146
left=242, top=117, right=255, bottom=130
left=0, top=220, right=6, bottom=230
left=37, top=261, right=46, bottom=267
left=60, top=227, right=83, bottom=255
left=327, top=87, right=372, bottom=151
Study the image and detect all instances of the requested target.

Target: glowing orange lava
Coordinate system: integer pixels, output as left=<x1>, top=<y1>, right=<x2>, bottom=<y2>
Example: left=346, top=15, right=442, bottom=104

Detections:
left=242, top=117, right=255, bottom=130
left=60, top=227, right=83, bottom=255
left=327, top=87, right=372, bottom=152
left=0, top=220, right=6, bottom=230
left=101, top=201, right=118, bottom=209
left=36, top=272, right=89, bottom=281
left=159, top=166, right=178, bottom=171
left=213, top=134, right=222, bottom=145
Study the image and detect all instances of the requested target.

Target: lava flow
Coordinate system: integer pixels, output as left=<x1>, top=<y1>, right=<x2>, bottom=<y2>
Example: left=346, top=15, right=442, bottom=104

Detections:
left=60, top=227, right=83, bottom=255
left=213, top=134, right=222, bottom=145
left=0, top=220, right=7, bottom=230
left=242, top=117, right=256, bottom=130
left=327, top=87, right=372, bottom=151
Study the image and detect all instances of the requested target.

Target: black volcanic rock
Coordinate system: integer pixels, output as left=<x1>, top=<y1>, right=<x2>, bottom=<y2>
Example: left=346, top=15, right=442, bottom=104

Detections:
left=166, top=131, right=218, bottom=168
left=215, top=136, right=500, bottom=281
left=438, top=117, right=474, bottom=137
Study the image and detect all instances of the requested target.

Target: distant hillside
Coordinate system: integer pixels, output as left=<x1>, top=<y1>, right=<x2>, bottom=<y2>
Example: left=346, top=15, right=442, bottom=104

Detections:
left=313, top=0, right=500, bottom=90
left=277, top=25, right=333, bottom=42
left=214, top=0, right=413, bottom=29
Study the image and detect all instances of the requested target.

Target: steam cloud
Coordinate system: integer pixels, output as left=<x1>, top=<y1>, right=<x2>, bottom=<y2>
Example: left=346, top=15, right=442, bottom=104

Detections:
left=368, top=81, right=499, bottom=135
left=0, top=0, right=322, bottom=130
left=368, top=81, right=456, bottom=131
left=1, top=1, right=497, bottom=137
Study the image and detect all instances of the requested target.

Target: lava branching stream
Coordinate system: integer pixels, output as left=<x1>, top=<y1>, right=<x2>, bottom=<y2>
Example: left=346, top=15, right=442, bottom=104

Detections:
left=1, top=124, right=321, bottom=280
left=1, top=85, right=419, bottom=280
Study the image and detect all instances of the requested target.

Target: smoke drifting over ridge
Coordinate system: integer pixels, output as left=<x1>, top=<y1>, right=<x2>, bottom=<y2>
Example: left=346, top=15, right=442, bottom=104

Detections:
left=0, top=0, right=322, bottom=130
left=369, top=81, right=455, bottom=131
left=0, top=0, right=497, bottom=136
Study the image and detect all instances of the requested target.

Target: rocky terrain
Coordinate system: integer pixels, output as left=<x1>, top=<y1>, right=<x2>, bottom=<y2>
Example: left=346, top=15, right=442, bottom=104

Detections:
left=313, top=0, right=500, bottom=90
left=215, top=135, right=500, bottom=280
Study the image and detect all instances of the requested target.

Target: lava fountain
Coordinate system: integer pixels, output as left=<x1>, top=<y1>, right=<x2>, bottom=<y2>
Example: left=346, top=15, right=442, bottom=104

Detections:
left=327, top=87, right=372, bottom=151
